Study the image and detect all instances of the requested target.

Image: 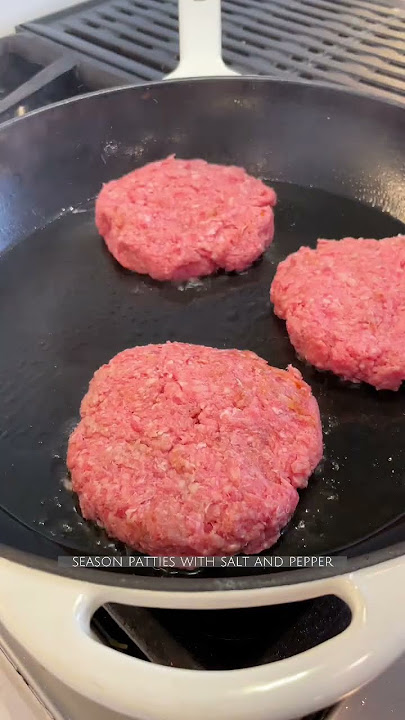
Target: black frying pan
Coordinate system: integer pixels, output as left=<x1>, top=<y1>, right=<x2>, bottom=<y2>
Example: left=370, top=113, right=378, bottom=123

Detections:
left=0, top=75, right=404, bottom=588
left=1, top=74, right=405, bottom=720
left=0, top=0, right=404, bottom=601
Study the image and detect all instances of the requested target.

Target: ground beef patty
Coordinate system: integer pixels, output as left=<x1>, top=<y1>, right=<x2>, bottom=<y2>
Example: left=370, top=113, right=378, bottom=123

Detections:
left=67, top=343, right=322, bottom=556
left=271, top=236, right=405, bottom=391
left=95, top=156, right=276, bottom=282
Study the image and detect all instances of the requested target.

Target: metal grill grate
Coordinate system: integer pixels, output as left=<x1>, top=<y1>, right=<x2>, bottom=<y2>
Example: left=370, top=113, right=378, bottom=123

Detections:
left=22, top=0, right=405, bottom=102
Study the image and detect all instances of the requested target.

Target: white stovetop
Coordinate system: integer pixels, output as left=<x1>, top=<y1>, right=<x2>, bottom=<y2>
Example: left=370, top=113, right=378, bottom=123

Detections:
left=0, top=646, right=49, bottom=720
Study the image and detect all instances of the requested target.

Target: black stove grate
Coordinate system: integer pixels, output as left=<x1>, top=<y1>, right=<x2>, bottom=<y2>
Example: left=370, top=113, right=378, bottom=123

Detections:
left=22, top=0, right=405, bottom=102
left=0, top=31, right=138, bottom=123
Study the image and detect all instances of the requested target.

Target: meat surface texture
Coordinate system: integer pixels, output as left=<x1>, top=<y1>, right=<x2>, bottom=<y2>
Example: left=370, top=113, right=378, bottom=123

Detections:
left=67, top=342, right=322, bottom=556
left=95, top=155, right=277, bottom=281
left=271, top=236, right=405, bottom=390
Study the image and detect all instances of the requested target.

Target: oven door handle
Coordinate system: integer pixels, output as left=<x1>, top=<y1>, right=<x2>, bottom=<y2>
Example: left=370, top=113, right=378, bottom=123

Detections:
left=0, top=556, right=403, bottom=720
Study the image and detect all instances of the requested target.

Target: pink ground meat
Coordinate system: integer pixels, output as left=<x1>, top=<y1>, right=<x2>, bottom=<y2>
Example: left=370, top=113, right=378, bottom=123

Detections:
left=271, top=235, right=405, bottom=391
left=95, top=156, right=276, bottom=282
left=67, top=343, right=322, bottom=556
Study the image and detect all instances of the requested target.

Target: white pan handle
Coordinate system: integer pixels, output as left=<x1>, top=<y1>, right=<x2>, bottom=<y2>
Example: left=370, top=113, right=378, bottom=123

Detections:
left=166, top=0, right=238, bottom=79
left=0, top=556, right=403, bottom=720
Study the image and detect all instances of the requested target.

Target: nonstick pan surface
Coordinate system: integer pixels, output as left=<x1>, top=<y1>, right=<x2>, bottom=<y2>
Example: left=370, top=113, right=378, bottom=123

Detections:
left=0, top=79, right=404, bottom=583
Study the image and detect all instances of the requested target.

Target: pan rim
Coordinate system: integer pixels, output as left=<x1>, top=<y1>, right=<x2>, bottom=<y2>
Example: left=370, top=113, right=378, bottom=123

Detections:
left=0, top=75, right=403, bottom=136
left=0, top=540, right=403, bottom=590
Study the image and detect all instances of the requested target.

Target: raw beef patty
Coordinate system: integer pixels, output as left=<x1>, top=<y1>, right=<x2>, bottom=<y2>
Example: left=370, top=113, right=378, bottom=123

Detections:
left=67, top=342, right=322, bottom=556
left=95, top=156, right=277, bottom=281
left=271, top=236, right=405, bottom=390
